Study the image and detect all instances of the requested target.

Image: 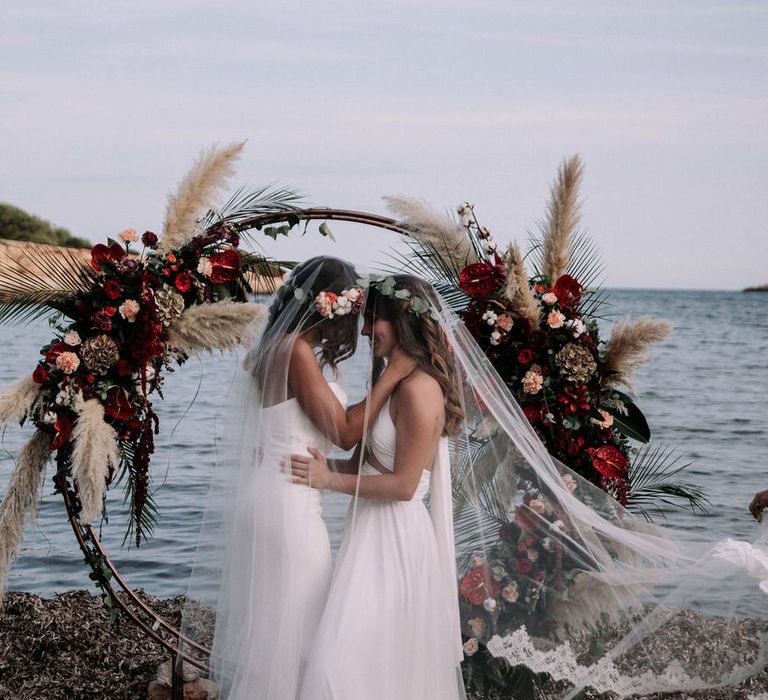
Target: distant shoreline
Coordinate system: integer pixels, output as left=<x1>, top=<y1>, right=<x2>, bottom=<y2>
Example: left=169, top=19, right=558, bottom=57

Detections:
left=744, top=283, right=768, bottom=292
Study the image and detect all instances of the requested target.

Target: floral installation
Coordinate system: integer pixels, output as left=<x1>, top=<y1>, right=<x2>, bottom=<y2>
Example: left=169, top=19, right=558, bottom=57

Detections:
left=0, top=143, right=303, bottom=606
left=383, top=155, right=707, bottom=695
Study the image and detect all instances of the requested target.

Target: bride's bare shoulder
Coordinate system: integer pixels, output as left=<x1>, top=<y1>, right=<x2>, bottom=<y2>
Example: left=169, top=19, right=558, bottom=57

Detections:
left=398, top=370, right=443, bottom=406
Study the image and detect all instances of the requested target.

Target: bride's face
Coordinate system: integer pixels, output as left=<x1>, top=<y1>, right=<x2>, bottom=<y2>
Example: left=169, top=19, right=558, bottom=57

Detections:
left=362, top=315, right=397, bottom=358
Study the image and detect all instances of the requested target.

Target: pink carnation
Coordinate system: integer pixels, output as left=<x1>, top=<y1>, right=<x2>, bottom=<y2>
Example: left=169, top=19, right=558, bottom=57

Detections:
left=522, top=369, right=544, bottom=394
left=56, top=351, right=80, bottom=374
left=119, top=299, right=140, bottom=322
left=118, top=228, right=138, bottom=243
left=547, top=310, right=566, bottom=329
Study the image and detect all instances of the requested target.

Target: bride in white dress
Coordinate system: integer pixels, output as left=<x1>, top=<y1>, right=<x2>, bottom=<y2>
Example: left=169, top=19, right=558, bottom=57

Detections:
left=181, top=257, right=414, bottom=700
left=292, top=275, right=466, bottom=700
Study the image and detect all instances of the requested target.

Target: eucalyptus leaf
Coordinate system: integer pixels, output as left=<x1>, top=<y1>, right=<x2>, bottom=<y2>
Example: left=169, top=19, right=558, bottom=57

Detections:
left=319, top=222, right=334, bottom=240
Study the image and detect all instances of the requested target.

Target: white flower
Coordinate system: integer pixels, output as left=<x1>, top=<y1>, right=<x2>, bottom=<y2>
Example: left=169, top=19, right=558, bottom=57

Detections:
left=482, top=310, right=498, bottom=326
left=63, top=331, right=81, bottom=346
left=562, top=474, right=578, bottom=492
left=527, top=548, right=540, bottom=562
left=485, top=241, right=498, bottom=255
left=333, top=295, right=353, bottom=316
left=542, top=292, right=558, bottom=305
left=489, top=330, right=501, bottom=346
left=551, top=519, right=565, bottom=533
left=197, top=256, right=213, bottom=277
left=483, top=597, right=497, bottom=612
left=565, top=318, right=587, bottom=337
left=501, top=582, right=519, bottom=603
left=43, top=410, right=57, bottom=424
left=463, top=638, right=479, bottom=657
left=118, top=228, right=138, bottom=243
left=541, top=537, right=554, bottom=552
left=478, top=226, right=491, bottom=239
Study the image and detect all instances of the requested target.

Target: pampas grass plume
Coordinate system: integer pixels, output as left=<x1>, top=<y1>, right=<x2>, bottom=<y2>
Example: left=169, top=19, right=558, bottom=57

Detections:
left=541, top=154, right=583, bottom=282
left=605, top=316, right=673, bottom=390
left=0, top=430, right=49, bottom=601
left=167, top=301, right=266, bottom=357
left=504, top=243, right=540, bottom=327
left=71, top=398, right=119, bottom=525
left=384, top=195, right=479, bottom=266
left=0, top=376, right=43, bottom=426
left=161, top=141, right=246, bottom=251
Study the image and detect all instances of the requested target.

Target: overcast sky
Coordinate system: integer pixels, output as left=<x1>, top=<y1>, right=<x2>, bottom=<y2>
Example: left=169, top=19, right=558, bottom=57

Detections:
left=2, top=1, right=766, bottom=289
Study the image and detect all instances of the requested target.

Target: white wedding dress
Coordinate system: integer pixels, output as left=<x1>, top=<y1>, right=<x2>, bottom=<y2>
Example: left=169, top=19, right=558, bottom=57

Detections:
left=299, top=397, right=465, bottom=700
left=218, top=382, right=347, bottom=700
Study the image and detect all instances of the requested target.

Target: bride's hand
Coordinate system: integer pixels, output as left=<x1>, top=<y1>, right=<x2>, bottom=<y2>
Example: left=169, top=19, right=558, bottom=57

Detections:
left=291, top=448, right=331, bottom=490
left=384, top=346, right=417, bottom=381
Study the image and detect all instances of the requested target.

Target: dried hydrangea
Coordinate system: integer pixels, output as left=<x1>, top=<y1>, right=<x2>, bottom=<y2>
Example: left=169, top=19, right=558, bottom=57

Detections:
left=555, top=342, right=597, bottom=384
left=154, top=285, right=186, bottom=325
left=80, top=334, right=120, bottom=375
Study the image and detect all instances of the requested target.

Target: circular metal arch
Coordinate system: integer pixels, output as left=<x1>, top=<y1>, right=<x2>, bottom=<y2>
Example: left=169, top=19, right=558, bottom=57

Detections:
left=59, top=208, right=412, bottom=696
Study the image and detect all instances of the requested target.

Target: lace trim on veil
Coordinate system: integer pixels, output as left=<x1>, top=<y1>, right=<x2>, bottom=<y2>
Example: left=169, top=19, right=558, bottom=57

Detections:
left=487, top=627, right=768, bottom=697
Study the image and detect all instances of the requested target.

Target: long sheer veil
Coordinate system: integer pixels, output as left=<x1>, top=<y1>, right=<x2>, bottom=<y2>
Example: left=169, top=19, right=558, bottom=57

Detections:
left=437, top=294, right=768, bottom=697
left=179, top=256, right=367, bottom=698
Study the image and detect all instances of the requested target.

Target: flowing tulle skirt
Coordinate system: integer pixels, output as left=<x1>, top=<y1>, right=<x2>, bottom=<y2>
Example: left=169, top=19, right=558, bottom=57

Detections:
left=216, top=467, right=333, bottom=700
left=299, top=469, right=465, bottom=700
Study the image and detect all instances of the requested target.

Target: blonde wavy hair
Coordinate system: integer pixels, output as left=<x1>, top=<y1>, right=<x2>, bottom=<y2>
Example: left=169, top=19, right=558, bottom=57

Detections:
left=367, top=275, right=464, bottom=437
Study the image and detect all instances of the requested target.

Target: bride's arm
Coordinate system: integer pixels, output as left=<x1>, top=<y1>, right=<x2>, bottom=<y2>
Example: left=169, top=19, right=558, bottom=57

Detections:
left=292, top=374, right=444, bottom=500
left=327, top=443, right=364, bottom=475
left=289, top=340, right=414, bottom=450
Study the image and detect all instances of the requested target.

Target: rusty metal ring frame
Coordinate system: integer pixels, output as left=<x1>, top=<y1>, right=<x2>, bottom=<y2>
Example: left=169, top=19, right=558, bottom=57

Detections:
left=59, top=208, right=412, bottom=698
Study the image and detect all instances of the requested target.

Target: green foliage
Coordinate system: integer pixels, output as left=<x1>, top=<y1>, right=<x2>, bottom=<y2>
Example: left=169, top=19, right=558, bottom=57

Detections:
left=0, top=203, right=91, bottom=248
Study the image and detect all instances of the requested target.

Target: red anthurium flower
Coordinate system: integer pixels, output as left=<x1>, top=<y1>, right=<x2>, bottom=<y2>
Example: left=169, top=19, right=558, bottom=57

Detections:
left=459, top=262, right=498, bottom=297
left=208, top=249, right=242, bottom=284
left=588, top=445, right=629, bottom=479
left=104, top=386, right=136, bottom=420
left=460, top=565, right=502, bottom=605
left=50, top=414, right=73, bottom=451
left=552, top=274, right=582, bottom=310
left=90, top=243, right=126, bottom=272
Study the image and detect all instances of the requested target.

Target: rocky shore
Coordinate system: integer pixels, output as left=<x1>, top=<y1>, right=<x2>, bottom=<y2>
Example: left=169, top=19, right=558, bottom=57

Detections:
left=744, top=283, right=768, bottom=292
left=1, top=591, right=768, bottom=700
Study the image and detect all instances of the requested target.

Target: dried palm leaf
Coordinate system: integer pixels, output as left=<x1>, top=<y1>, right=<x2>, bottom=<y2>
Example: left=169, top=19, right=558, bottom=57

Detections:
left=70, top=398, right=120, bottom=524
left=166, top=301, right=266, bottom=357
left=0, top=430, right=50, bottom=600
left=199, top=184, right=303, bottom=236
left=161, top=141, right=246, bottom=251
left=605, top=316, right=673, bottom=390
left=0, top=243, right=95, bottom=324
left=539, top=154, right=583, bottom=282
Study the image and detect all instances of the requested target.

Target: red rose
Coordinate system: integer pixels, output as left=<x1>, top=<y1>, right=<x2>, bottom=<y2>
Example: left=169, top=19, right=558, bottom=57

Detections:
left=105, top=306, right=117, bottom=317
left=162, top=268, right=171, bottom=276
left=208, top=249, right=242, bottom=284
left=45, top=341, right=70, bottom=363
left=90, top=243, right=126, bottom=272
left=32, top=365, right=48, bottom=383
left=174, top=272, right=192, bottom=293
left=588, top=445, right=629, bottom=479
left=460, top=565, right=502, bottom=605
left=516, top=558, right=533, bottom=575
left=50, top=414, right=73, bottom=451
left=102, top=279, right=122, bottom=300
left=517, top=348, right=534, bottom=365
left=552, top=274, right=582, bottom=310
left=86, top=373, right=96, bottom=384
left=91, top=310, right=112, bottom=331
left=523, top=406, right=542, bottom=423
left=116, top=359, right=133, bottom=377
left=459, top=262, right=498, bottom=298
left=104, top=386, right=136, bottom=420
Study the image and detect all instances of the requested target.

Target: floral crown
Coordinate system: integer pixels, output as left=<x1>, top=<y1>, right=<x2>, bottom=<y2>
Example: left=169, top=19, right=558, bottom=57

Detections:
left=364, top=276, right=440, bottom=321
left=281, top=283, right=365, bottom=319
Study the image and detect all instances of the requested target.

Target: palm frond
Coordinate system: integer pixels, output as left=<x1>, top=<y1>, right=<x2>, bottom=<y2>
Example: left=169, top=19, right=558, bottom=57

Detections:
left=626, top=442, right=709, bottom=521
left=200, top=184, right=303, bottom=236
left=567, top=229, right=605, bottom=292
left=0, top=244, right=95, bottom=325
left=115, top=446, right=159, bottom=548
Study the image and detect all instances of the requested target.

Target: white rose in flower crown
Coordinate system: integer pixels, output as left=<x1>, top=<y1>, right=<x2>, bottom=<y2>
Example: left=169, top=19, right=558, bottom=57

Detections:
left=547, top=310, right=566, bottom=329
left=542, top=292, right=558, bottom=305
left=56, top=351, right=80, bottom=374
left=463, top=638, right=479, bottom=657
left=333, top=295, right=353, bottom=316
left=197, top=256, right=213, bottom=277
left=63, top=331, right=81, bottom=346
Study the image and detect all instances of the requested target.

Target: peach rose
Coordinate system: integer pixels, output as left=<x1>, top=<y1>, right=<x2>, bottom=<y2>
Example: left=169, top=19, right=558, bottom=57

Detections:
left=118, top=228, right=138, bottom=243
left=547, top=310, right=566, bottom=329
left=63, top=331, right=81, bottom=346
left=522, top=370, right=544, bottom=394
left=463, top=638, right=479, bottom=657
left=542, top=292, right=558, bottom=305
left=591, top=409, right=614, bottom=429
left=56, top=351, right=80, bottom=374
left=496, top=314, right=513, bottom=332
left=119, top=299, right=141, bottom=322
